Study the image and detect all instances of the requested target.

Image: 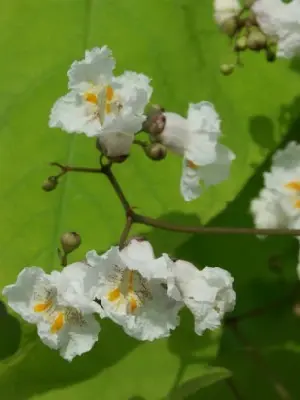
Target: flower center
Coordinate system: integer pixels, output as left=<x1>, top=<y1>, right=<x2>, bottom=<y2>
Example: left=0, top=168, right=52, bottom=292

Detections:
left=285, top=180, right=300, bottom=208
left=106, top=268, right=152, bottom=314
left=186, top=160, right=199, bottom=170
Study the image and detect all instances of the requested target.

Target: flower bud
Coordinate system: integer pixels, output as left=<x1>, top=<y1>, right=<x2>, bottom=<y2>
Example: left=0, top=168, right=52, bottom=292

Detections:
left=142, top=113, right=166, bottom=136
left=60, top=232, right=81, bottom=254
left=221, top=17, right=238, bottom=37
left=247, top=29, right=267, bottom=51
left=220, top=63, right=235, bottom=76
left=144, top=143, right=167, bottom=161
left=42, top=176, right=58, bottom=192
left=235, top=36, right=247, bottom=51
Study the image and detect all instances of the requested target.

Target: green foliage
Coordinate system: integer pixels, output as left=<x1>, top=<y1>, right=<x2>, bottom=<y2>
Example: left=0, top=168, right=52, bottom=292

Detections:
left=0, top=0, right=300, bottom=399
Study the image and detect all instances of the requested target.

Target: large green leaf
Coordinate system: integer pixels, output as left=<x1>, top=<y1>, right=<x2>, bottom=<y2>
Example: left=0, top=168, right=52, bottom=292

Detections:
left=0, top=0, right=299, bottom=398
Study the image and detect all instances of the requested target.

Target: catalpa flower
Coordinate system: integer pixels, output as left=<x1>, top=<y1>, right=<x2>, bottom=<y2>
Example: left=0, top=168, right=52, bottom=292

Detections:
left=87, top=239, right=182, bottom=341
left=49, top=46, right=152, bottom=157
left=252, top=0, right=300, bottom=58
left=159, top=101, right=235, bottom=201
left=214, top=0, right=241, bottom=26
left=169, top=259, right=236, bottom=335
left=2, top=262, right=102, bottom=361
left=250, top=141, right=300, bottom=232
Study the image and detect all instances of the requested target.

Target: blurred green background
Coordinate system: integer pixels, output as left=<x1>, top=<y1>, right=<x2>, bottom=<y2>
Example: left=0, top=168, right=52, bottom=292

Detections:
left=1, top=0, right=300, bottom=398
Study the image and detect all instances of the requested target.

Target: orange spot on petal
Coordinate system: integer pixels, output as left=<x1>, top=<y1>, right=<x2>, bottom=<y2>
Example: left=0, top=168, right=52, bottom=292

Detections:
left=129, top=296, right=138, bottom=313
left=106, top=86, right=114, bottom=101
left=285, top=181, right=300, bottom=191
left=84, top=92, right=97, bottom=104
left=50, top=312, right=65, bottom=333
left=33, top=300, right=52, bottom=313
left=186, top=160, right=198, bottom=169
left=107, top=287, right=121, bottom=302
left=105, top=102, right=111, bottom=114
left=295, top=200, right=300, bottom=209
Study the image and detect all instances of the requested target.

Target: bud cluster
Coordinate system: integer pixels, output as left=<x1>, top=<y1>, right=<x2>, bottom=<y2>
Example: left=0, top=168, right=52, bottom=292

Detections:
left=219, top=1, right=278, bottom=75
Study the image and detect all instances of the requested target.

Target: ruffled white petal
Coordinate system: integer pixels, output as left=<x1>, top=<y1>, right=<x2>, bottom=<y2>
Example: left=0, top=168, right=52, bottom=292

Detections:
left=113, top=71, right=153, bottom=115
left=197, top=143, right=236, bottom=186
left=49, top=91, right=101, bottom=136
left=180, top=160, right=202, bottom=202
left=214, top=0, right=241, bottom=25
left=67, top=46, right=116, bottom=91
left=250, top=188, right=289, bottom=230
left=120, top=239, right=155, bottom=263
left=57, top=262, right=103, bottom=315
left=159, top=112, right=188, bottom=155
left=186, top=102, right=221, bottom=166
left=2, top=267, right=53, bottom=324
left=172, top=260, right=236, bottom=335
left=37, top=314, right=100, bottom=362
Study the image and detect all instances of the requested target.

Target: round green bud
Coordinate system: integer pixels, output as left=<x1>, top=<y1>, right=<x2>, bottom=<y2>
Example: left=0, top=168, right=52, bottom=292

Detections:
left=220, top=64, right=235, bottom=76
left=60, top=232, right=81, bottom=254
left=247, top=30, right=267, bottom=50
left=221, top=17, right=238, bottom=37
left=235, top=36, right=248, bottom=51
left=42, top=176, right=58, bottom=192
left=145, top=143, right=167, bottom=161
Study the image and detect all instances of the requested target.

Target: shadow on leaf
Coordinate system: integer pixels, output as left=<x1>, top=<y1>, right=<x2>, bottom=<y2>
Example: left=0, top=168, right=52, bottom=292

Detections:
left=0, top=318, right=140, bottom=399
left=0, top=301, right=22, bottom=361
left=249, top=115, right=276, bottom=155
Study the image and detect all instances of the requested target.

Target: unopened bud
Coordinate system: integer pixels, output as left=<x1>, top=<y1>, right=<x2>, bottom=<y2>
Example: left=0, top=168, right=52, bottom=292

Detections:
left=143, top=113, right=166, bottom=136
left=220, top=64, right=235, bottom=76
left=221, top=17, right=238, bottom=37
left=42, top=176, right=58, bottom=192
left=235, top=36, right=248, bottom=51
left=145, top=143, right=167, bottom=161
left=247, top=30, right=267, bottom=51
left=60, top=232, right=81, bottom=254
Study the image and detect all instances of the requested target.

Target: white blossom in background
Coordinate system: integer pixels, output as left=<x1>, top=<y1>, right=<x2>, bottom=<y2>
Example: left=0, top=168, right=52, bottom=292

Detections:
left=214, top=0, right=241, bottom=25
left=49, top=46, right=153, bottom=157
left=250, top=141, right=300, bottom=233
left=159, top=101, right=235, bottom=201
left=168, top=258, right=236, bottom=335
left=86, top=239, right=183, bottom=341
left=2, top=262, right=102, bottom=362
left=252, top=0, right=300, bottom=58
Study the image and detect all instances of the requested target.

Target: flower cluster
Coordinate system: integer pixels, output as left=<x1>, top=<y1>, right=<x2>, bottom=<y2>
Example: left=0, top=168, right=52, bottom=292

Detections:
left=48, top=46, right=235, bottom=202
left=214, top=0, right=300, bottom=74
left=2, top=239, right=235, bottom=361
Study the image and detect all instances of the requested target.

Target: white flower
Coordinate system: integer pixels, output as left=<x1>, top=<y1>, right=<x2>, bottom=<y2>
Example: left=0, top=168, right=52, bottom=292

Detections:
left=97, top=71, right=153, bottom=157
left=252, top=0, right=300, bottom=58
left=214, top=0, right=241, bottom=25
left=160, top=101, right=235, bottom=201
left=250, top=141, right=300, bottom=232
left=170, top=259, right=236, bottom=335
left=2, top=263, right=101, bottom=361
left=86, top=239, right=182, bottom=341
left=49, top=47, right=152, bottom=157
